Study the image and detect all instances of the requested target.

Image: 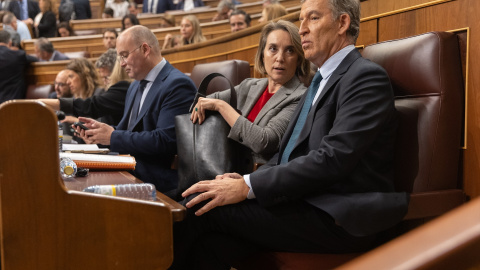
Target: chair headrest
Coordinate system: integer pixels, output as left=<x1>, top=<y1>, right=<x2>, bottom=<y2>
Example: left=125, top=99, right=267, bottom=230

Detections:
left=362, top=31, right=463, bottom=98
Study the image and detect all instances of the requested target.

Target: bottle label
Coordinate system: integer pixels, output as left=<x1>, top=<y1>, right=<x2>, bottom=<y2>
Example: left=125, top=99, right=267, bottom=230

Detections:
left=95, top=185, right=117, bottom=196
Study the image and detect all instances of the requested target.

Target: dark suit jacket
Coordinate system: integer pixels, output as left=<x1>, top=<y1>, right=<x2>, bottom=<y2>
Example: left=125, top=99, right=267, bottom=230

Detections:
left=37, top=11, right=56, bottom=37
left=60, top=0, right=91, bottom=19
left=59, top=81, right=130, bottom=126
left=52, top=50, right=70, bottom=61
left=142, top=0, right=174, bottom=13
left=110, top=62, right=196, bottom=192
left=0, top=46, right=36, bottom=103
left=7, top=0, right=40, bottom=20
left=251, top=49, right=409, bottom=237
left=175, top=0, right=204, bottom=10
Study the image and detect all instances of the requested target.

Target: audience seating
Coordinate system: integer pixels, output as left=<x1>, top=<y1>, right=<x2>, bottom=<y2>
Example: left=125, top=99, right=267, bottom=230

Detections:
left=0, top=100, right=174, bottom=269
left=236, top=31, right=466, bottom=269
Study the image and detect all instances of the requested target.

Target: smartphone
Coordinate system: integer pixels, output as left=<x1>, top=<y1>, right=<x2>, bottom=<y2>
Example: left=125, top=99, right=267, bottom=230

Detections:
left=73, top=121, right=89, bottom=130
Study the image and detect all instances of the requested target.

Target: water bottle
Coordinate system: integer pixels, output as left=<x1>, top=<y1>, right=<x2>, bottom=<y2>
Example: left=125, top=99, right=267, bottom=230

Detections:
left=82, top=184, right=157, bottom=201
left=56, top=111, right=65, bottom=152
left=60, top=157, right=77, bottom=178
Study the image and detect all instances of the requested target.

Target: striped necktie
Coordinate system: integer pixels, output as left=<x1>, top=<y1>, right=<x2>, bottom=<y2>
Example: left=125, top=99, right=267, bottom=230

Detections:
left=280, top=71, right=322, bottom=164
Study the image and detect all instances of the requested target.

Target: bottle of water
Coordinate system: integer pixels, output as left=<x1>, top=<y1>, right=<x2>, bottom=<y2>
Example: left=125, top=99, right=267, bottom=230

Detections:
left=60, top=157, right=77, bottom=178
left=82, top=184, right=157, bottom=201
left=56, top=111, right=65, bottom=152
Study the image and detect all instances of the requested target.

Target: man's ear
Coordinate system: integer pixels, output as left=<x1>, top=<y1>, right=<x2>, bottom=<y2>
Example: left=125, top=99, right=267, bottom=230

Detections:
left=337, top=13, right=351, bottom=36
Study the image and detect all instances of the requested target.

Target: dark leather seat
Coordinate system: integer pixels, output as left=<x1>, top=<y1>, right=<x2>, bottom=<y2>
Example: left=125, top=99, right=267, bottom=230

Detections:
left=237, top=31, right=466, bottom=269
left=26, top=84, right=54, bottom=99
left=189, top=59, right=251, bottom=94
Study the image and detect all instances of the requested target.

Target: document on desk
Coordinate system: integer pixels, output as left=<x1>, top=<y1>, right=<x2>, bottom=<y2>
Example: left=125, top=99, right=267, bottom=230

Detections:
left=60, top=152, right=136, bottom=170
left=62, top=144, right=110, bottom=154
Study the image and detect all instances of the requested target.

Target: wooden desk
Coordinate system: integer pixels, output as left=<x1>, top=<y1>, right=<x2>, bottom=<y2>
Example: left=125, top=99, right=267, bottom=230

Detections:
left=64, top=171, right=186, bottom=221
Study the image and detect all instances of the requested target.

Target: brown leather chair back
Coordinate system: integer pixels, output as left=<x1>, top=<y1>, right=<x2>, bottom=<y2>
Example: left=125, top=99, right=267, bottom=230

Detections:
left=190, top=59, right=250, bottom=95
left=362, top=31, right=464, bottom=194
left=26, top=84, right=54, bottom=99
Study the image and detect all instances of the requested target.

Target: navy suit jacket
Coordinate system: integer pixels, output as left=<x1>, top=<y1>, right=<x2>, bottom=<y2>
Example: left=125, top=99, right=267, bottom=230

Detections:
left=52, top=50, right=70, bottom=61
left=142, top=0, right=174, bottom=13
left=0, top=46, right=36, bottom=103
left=251, top=49, right=409, bottom=237
left=110, top=61, right=196, bottom=192
left=6, top=0, right=40, bottom=20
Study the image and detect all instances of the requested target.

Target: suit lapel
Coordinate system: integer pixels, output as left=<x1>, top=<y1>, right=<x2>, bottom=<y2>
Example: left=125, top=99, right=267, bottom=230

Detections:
left=254, top=76, right=300, bottom=124
left=286, top=49, right=362, bottom=155
left=242, top=79, right=268, bottom=115
left=131, top=62, right=173, bottom=128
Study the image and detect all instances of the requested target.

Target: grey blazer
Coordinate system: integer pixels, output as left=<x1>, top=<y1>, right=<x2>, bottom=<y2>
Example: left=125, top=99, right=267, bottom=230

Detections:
left=209, top=76, right=307, bottom=165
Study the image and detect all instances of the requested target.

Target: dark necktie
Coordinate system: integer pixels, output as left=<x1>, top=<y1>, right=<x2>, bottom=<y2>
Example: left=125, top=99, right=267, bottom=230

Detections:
left=280, top=71, right=323, bottom=164
left=128, top=80, right=148, bottom=130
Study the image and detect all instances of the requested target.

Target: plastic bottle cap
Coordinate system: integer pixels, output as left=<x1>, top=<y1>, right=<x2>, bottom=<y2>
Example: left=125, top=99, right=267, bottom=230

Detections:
left=64, top=166, right=75, bottom=175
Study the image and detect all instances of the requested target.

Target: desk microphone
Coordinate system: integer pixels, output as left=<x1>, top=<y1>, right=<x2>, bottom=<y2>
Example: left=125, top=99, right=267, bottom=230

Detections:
left=56, top=110, right=65, bottom=121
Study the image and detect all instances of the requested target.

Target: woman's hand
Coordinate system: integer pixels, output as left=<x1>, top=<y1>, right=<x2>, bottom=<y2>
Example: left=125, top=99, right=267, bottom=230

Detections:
left=61, top=115, right=79, bottom=124
left=162, top=33, right=173, bottom=49
left=191, top=97, right=227, bottom=124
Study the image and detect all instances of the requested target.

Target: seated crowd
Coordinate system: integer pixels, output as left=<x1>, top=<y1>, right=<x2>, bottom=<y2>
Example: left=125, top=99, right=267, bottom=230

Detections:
left=0, top=0, right=412, bottom=268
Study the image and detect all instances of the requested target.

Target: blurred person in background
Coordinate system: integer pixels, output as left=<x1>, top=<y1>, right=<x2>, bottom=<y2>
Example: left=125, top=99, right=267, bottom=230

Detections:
left=34, top=37, right=70, bottom=61
left=121, top=13, right=139, bottom=31
left=258, top=3, right=287, bottom=23
left=229, top=9, right=250, bottom=32
left=103, top=28, right=117, bottom=49
left=162, top=15, right=205, bottom=49
left=105, top=0, right=129, bottom=18
left=57, top=21, right=76, bottom=37
left=34, top=0, right=56, bottom=37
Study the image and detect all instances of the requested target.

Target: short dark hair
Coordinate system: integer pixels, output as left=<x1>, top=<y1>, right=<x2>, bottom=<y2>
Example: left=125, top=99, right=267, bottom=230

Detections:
left=0, top=30, right=12, bottom=44
left=121, top=14, right=140, bottom=31
left=103, top=28, right=118, bottom=38
left=229, top=9, right=251, bottom=27
left=34, top=37, right=55, bottom=53
left=103, top=7, right=114, bottom=17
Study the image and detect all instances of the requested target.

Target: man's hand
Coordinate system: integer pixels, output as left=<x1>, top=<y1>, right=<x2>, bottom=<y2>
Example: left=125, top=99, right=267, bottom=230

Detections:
left=73, top=117, right=114, bottom=145
left=182, top=176, right=250, bottom=216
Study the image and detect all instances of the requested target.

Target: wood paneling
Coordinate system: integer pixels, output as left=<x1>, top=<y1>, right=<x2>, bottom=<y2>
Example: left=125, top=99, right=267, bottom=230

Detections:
left=361, top=0, right=455, bottom=19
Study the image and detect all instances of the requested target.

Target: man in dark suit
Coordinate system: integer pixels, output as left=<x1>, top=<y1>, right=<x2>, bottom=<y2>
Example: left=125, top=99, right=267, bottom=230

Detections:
left=0, top=30, right=37, bottom=104
left=34, top=38, right=70, bottom=61
left=5, top=0, right=39, bottom=22
left=171, top=0, right=409, bottom=268
left=75, top=25, right=196, bottom=193
left=142, top=0, right=174, bottom=14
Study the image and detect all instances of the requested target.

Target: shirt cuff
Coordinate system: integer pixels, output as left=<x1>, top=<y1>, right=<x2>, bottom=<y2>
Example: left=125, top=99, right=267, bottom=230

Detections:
left=244, top=174, right=256, bottom=199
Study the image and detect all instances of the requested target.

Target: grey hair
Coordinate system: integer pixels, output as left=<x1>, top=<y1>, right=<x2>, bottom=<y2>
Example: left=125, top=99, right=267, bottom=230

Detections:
left=0, top=30, right=12, bottom=43
left=2, top=12, right=15, bottom=24
left=217, top=0, right=235, bottom=12
left=95, top=48, right=117, bottom=72
left=34, top=37, right=54, bottom=53
left=301, top=0, right=360, bottom=43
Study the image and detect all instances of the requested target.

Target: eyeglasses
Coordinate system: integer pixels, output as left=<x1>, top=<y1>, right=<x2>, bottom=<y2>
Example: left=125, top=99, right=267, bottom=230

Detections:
left=117, top=45, right=143, bottom=63
left=54, top=82, right=67, bottom=87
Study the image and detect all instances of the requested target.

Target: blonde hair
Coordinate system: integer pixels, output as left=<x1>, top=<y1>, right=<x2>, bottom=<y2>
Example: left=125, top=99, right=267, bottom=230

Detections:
left=181, top=15, right=206, bottom=45
left=41, top=0, right=57, bottom=15
left=108, top=61, right=133, bottom=88
left=263, top=3, right=287, bottom=21
left=66, top=58, right=100, bottom=98
left=254, top=20, right=310, bottom=82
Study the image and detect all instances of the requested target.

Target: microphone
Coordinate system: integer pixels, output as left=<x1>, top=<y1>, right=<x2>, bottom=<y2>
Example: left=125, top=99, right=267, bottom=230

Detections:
left=56, top=110, right=66, bottom=121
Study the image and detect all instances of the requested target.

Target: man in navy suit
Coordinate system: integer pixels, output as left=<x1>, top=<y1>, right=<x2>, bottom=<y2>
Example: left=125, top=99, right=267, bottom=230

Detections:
left=171, top=0, right=409, bottom=268
left=34, top=38, right=70, bottom=61
left=75, top=25, right=196, bottom=193
left=142, top=0, right=174, bottom=14
left=0, top=30, right=37, bottom=104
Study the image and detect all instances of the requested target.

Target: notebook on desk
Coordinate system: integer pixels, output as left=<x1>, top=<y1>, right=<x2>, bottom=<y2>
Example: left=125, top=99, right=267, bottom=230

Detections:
left=60, top=152, right=136, bottom=170
left=62, top=144, right=110, bottom=154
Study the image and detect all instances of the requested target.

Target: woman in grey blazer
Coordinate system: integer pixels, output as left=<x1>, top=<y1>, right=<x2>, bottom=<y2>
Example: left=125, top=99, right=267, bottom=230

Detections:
left=191, top=20, right=311, bottom=166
